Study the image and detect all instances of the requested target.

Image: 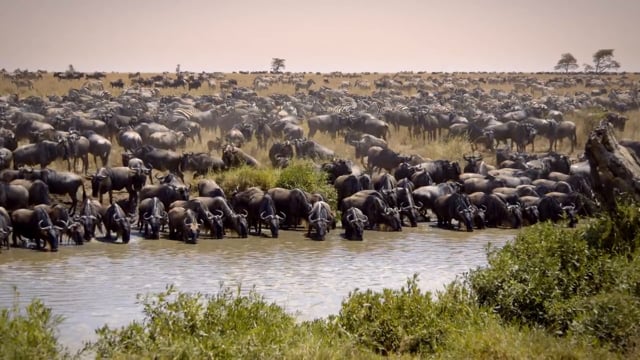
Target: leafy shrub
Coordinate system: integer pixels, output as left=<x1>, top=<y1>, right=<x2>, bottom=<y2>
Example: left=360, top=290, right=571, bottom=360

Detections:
left=275, top=160, right=338, bottom=209
left=569, top=291, right=640, bottom=353
left=583, top=198, right=640, bottom=255
left=337, top=275, right=448, bottom=355
left=469, top=223, right=600, bottom=329
left=0, top=290, right=69, bottom=359
left=215, top=166, right=279, bottom=195
left=468, top=204, right=640, bottom=353
left=86, top=284, right=300, bottom=359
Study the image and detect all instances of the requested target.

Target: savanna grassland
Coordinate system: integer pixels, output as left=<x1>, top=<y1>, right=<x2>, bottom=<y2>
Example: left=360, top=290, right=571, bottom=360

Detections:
left=2, top=71, right=640, bottom=359
left=1, top=70, right=639, bottom=177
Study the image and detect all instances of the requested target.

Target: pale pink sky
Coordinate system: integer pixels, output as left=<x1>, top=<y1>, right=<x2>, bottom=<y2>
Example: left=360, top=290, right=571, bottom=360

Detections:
left=1, top=0, right=637, bottom=73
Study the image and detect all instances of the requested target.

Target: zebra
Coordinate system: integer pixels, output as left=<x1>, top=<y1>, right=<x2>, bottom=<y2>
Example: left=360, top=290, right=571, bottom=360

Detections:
left=294, top=79, right=315, bottom=92
left=167, top=107, right=202, bottom=143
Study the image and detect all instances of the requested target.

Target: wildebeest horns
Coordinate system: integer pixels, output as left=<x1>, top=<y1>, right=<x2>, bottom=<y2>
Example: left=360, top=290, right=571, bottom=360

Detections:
left=346, top=213, right=368, bottom=223
left=207, top=210, right=224, bottom=219
left=260, top=211, right=286, bottom=220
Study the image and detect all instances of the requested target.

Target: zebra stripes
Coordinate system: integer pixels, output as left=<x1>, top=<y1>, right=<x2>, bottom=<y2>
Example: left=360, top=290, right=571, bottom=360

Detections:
left=172, top=108, right=195, bottom=121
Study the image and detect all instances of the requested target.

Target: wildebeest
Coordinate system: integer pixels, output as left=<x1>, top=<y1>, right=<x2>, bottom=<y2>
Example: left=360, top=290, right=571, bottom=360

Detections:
left=341, top=206, right=368, bottom=240
left=232, top=187, right=283, bottom=238
left=117, top=127, right=143, bottom=152
left=20, top=168, right=85, bottom=214
left=127, top=145, right=183, bottom=178
left=10, top=179, right=50, bottom=206
left=12, top=140, right=68, bottom=169
left=137, top=197, right=167, bottom=239
left=83, top=131, right=112, bottom=168
left=468, top=192, right=522, bottom=229
left=349, top=133, right=388, bottom=160
left=193, top=196, right=249, bottom=238
left=307, top=200, right=333, bottom=240
left=197, top=179, right=226, bottom=199
left=64, top=132, right=90, bottom=174
left=0, top=129, right=18, bottom=151
left=221, top=144, right=261, bottom=168
left=307, top=114, right=344, bottom=139
left=11, top=207, right=60, bottom=251
left=139, top=183, right=190, bottom=209
left=292, top=138, right=335, bottom=161
left=0, top=207, right=12, bottom=249
left=179, top=152, right=225, bottom=178
left=433, top=193, right=474, bottom=231
left=341, top=190, right=402, bottom=231
left=77, top=196, right=103, bottom=241
left=268, top=141, right=295, bottom=167
left=267, top=187, right=312, bottom=229
left=418, top=160, right=462, bottom=184
left=170, top=199, right=223, bottom=239
left=367, top=147, right=411, bottom=173
left=89, top=166, right=146, bottom=204
left=102, top=203, right=133, bottom=243
left=168, top=207, right=200, bottom=244
left=148, top=130, right=188, bottom=151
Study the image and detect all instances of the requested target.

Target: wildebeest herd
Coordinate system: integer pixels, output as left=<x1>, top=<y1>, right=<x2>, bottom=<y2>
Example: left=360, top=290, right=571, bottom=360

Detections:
left=0, top=71, right=637, bottom=251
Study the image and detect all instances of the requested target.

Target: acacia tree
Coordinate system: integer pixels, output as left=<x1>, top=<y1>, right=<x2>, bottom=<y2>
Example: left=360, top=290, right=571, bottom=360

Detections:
left=554, top=53, right=578, bottom=73
left=590, top=49, right=621, bottom=73
left=271, top=58, right=285, bottom=73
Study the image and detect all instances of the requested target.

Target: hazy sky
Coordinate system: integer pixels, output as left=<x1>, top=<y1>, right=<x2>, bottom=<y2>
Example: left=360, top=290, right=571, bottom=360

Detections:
left=1, top=0, right=637, bottom=73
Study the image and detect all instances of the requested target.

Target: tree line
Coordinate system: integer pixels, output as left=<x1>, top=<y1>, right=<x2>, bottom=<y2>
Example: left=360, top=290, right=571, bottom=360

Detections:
left=555, top=49, right=621, bottom=73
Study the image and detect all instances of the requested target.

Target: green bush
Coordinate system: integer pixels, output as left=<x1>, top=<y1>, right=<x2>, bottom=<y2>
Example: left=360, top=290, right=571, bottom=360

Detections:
left=275, top=160, right=338, bottom=209
left=569, top=291, right=640, bottom=353
left=584, top=198, right=640, bottom=255
left=215, top=165, right=279, bottom=195
left=86, top=284, right=300, bottom=359
left=468, top=202, right=640, bottom=353
left=337, top=275, right=448, bottom=355
left=0, top=290, right=70, bottom=359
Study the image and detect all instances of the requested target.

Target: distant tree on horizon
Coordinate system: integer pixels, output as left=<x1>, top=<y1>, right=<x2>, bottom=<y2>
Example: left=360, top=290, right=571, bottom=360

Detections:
left=587, top=49, right=621, bottom=73
left=271, top=58, right=285, bottom=73
left=67, top=64, right=76, bottom=74
left=554, top=53, right=578, bottom=73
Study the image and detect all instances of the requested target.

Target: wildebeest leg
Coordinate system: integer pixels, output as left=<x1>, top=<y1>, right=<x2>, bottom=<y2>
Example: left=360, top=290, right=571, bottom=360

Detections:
left=83, top=155, right=89, bottom=175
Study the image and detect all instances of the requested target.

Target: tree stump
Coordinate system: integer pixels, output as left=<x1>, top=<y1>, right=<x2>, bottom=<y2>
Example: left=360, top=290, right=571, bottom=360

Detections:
left=585, top=121, right=640, bottom=210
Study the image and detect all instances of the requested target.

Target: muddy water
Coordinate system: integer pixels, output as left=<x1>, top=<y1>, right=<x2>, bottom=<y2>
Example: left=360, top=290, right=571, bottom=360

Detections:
left=0, top=225, right=515, bottom=351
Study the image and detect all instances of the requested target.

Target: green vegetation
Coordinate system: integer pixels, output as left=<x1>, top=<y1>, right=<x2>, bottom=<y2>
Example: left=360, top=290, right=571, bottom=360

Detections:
left=0, top=289, right=72, bottom=360
left=213, top=160, right=338, bottom=209
left=6, top=200, right=640, bottom=358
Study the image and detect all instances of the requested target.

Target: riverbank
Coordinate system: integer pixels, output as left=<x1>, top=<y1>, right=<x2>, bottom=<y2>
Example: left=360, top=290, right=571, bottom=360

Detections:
left=3, top=201, right=640, bottom=358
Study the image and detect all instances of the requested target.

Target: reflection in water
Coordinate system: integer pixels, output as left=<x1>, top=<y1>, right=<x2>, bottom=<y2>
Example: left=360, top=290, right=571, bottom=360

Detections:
left=0, top=225, right=514, bottom=351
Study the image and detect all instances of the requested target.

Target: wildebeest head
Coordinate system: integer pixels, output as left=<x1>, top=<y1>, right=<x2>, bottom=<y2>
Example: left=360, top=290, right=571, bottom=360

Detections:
left=507, top=204, right=523, bottom=229
left=381, top=206, right=402, bottom=231
left=67, top=221, right=85, bottom=245
left=308, top=201, right=331, bottom=240
left=183, top=209, right=200, bottom=244
left=209, top=209, right=225, bottom=239
left=447, top=161, right=462, bottom=181
left=563, top=204, right=578, bottom=228
left=231, top=210, right=249, bottom=238
left=462, top=154, right=483, bottom=173
left=455, top=204, right=474, bottom=232
left=471, top=205, right=486, bottom=229
left=35, top=208, right=59, bottom=251
left=343, top=207, right=368, bottom=240
left=523, top=205, right=539, bottom=226
left=259, top=195, right=284, bottom=238
left=110, top=204, right=132, bottom=244
left=89, top=168, right=110, bottom=198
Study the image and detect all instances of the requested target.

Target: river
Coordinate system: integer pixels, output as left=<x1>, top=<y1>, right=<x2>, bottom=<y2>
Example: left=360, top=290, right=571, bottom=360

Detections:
left=0, top=225, right=515, bottom=352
